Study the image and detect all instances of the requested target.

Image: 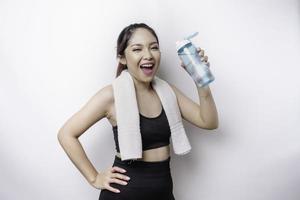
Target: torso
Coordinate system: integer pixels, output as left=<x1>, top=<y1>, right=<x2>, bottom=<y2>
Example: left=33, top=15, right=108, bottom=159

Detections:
left=106, top=84, right=170, bottom=162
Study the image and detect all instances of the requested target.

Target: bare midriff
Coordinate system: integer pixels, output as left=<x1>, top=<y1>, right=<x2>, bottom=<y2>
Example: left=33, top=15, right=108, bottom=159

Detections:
left=116, top=145, right=170, bottom=162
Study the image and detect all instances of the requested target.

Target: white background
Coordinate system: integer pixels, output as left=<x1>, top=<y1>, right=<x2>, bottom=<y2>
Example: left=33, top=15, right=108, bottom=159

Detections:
left=1, top=0, right=300, bottom=199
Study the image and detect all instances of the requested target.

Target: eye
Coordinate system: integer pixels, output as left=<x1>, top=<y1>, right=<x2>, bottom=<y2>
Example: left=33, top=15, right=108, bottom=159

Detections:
left=151, top=46, right=159, bottom=50
left=133, top=49, right=141, bottom=52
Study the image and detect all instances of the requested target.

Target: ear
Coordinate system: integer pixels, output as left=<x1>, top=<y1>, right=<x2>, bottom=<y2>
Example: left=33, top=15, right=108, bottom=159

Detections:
left=118, top=55, right=127, bottom=65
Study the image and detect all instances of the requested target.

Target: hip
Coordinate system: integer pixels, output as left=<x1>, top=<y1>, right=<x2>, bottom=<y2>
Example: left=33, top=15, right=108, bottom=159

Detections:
left=98, top=155, right=175, bottom=200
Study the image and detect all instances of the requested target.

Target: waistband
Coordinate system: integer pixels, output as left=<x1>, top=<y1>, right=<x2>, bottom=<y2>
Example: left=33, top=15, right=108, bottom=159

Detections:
left=114, top=155, right=171, bottom=168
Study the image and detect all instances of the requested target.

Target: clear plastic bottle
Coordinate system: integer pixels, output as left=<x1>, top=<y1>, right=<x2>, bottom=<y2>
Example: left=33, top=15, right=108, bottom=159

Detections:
left=176, top=32, right=215, bottom=87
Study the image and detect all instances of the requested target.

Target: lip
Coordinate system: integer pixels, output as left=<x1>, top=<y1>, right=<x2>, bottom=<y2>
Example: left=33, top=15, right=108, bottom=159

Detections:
left=140, top=62, right=155, bottom=66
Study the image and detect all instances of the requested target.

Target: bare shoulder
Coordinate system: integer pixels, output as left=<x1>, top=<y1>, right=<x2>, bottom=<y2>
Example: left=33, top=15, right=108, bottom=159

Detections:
left=167, top=82, right=187, bottom=102
left=58, top=83, right=114, bottom=138
left=96, top=83, right=114, bottom=105
left=89, top=83, right=114, bottom=119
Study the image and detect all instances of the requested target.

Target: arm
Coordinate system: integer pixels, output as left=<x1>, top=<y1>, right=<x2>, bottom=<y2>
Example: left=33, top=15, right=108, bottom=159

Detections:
left=57, top=84, right=113, bottom=186
left=174, top=47, right=218, bottom=130
left=170, top=83, right=218, bottom=130
left=197, top=84, right=218, bottom=129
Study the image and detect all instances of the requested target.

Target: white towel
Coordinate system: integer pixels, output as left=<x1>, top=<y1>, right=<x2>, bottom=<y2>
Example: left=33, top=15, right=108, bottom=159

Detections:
left=112, top=69, right=192, bottom=161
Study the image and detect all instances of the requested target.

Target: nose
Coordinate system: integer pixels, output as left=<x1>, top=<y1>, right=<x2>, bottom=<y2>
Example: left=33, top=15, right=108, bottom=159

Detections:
left=143, top=49, right=153, bottom=60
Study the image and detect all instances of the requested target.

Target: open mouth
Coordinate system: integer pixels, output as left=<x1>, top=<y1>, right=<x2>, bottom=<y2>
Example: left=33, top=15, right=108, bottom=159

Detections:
left=140, top=63, right=155, bottom=75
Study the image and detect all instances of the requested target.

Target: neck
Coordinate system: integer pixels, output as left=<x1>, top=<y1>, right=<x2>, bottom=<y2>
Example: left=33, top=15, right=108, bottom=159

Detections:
left=133, top=79, right=153, bottom=93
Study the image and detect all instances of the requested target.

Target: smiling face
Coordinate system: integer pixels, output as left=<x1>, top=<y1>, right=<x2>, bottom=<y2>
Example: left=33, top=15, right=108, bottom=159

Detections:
left=119, top=28, right=161, bottom=83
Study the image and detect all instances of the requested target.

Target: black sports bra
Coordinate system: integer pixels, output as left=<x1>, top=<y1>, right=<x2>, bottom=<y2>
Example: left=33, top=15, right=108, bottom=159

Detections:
left=112, top=106, right=171, bottom=153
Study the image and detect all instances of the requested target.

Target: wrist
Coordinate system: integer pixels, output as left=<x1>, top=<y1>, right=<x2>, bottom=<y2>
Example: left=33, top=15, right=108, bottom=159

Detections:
left=197, top=85, right=211, bottom=97
left=89, top=171, right=99, bottom=186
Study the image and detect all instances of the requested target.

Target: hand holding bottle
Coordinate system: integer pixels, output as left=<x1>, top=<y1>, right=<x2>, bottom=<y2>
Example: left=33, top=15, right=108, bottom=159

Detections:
left=176, top=32, right=214, bottom=87
left=180, top=47, right=210, bottom=70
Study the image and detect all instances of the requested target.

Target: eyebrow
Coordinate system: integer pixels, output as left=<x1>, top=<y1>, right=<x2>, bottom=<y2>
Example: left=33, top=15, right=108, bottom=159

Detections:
left=130, top=42, right=158, bottom=47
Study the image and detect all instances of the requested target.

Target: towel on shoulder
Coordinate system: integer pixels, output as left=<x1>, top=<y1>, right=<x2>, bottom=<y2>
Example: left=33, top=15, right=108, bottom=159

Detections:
left=112, top=69, right=191, bottom=161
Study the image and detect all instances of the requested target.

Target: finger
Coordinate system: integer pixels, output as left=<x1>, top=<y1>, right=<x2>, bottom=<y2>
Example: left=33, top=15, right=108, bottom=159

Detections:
left=206, top=62, right=210, bottom=68
left=111, top=172, right=130, bottom=181
left=111, top=166, right=126, bottom=173
left=199, top=49, right=205, bottom=57
left=180, top=62, right=186, bottom=68
left=201, top=55, right=208, bottom=62
left=104, top=182, right=120, bottom=193
left=110, top=177, right=128, bottom=186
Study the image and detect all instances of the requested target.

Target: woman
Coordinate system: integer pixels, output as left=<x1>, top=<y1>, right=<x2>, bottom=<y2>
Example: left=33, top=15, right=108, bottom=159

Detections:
left=57, top=23, right=218, bottom=200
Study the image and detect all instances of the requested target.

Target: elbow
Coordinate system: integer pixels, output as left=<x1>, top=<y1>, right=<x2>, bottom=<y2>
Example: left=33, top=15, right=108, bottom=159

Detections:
left=57, top=128, right=78, bottom=146
left=200, top=112, right=219, bottom=130
left=204, top=120, right=219, bottom=130
left=208, top=116, right=219, bottom=130
left=207, top=124, right=218, bottom=130
left=57, top=128, right=72, bottom=146
left=57, top=130, right=65, bottom=145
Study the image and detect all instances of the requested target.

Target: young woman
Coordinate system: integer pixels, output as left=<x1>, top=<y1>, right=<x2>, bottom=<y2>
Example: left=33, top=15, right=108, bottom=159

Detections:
left=57, top=23, right=218, bottom=200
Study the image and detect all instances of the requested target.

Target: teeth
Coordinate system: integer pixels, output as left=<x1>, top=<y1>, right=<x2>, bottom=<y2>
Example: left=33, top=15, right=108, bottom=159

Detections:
left=140, top=64, right=154, bottom=68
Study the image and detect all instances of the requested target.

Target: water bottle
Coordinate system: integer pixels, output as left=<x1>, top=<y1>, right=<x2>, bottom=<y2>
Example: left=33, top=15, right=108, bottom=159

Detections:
left=176, top=32, right=215, bottom=87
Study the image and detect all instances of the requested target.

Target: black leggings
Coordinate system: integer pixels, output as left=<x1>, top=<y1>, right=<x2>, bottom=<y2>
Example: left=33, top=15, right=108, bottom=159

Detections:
left=98, top=155, right=175, bottom=200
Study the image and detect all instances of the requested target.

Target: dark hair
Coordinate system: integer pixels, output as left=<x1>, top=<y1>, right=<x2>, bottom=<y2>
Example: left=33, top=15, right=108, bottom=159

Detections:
left=115, top=23, right=159, bottom=78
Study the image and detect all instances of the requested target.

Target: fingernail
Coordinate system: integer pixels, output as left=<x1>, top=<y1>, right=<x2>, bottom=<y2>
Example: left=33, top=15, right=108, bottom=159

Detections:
left=122, top=169, right=126, bottom=172
left=126, top=177, right=130, bottom=180
left=116, top=190, right=120, bottom=193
